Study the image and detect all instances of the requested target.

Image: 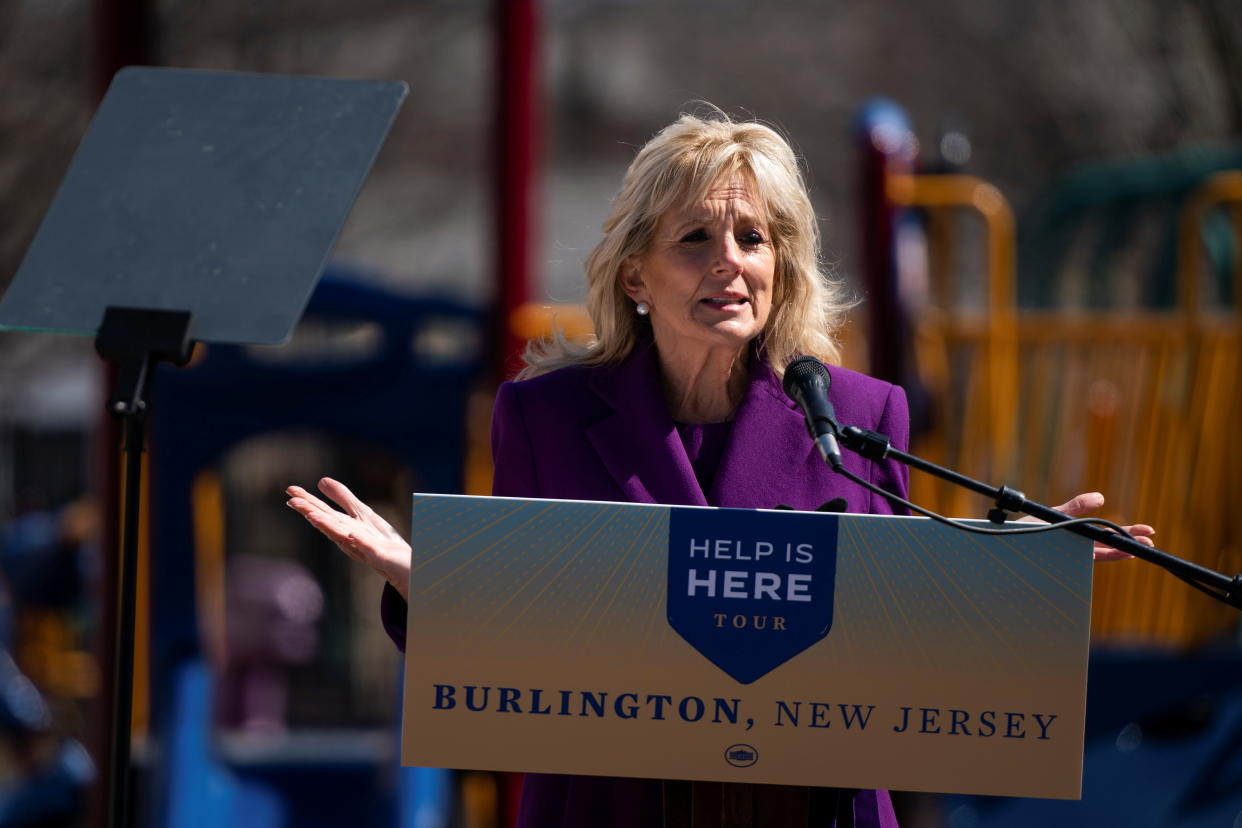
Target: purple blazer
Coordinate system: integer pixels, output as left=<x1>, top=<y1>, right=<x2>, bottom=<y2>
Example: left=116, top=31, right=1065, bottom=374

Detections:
left=383, top=341, right=908, bottom=828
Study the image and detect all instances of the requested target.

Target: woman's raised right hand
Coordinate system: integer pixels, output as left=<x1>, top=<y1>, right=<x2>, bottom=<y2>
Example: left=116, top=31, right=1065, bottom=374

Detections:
left=286, top=477, right=412, bottom=600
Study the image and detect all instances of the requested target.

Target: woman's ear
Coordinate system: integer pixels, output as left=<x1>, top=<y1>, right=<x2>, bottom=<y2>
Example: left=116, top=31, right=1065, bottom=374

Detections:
left=618, top=258, right=648, bottom=304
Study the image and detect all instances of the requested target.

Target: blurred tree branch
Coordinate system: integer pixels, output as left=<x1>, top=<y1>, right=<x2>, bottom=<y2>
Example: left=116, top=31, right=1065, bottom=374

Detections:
left=1190, top=0, right=1242, bottom=134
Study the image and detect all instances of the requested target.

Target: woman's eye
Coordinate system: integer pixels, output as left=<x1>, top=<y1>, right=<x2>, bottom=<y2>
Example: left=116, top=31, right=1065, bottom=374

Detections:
left=739, top=230, right=766, bottom=246
left=678, top=229, right=708, bottom=243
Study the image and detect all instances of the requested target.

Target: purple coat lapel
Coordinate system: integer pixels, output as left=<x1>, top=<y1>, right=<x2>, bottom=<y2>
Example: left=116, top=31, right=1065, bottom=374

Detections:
left=584, top=342, right=817, bottom=510
left=585, top=341, right=707, bottom=507
left=709, top=358, right=818, bottom=508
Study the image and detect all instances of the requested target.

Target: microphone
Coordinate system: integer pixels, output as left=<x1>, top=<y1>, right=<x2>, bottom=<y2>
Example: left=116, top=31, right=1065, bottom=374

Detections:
left=782, top=356, right=844, bottom=470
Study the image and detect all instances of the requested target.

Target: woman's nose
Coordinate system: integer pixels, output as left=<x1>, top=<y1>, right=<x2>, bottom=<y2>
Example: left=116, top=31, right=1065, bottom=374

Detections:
left=712, top=235, right=744, bottom=275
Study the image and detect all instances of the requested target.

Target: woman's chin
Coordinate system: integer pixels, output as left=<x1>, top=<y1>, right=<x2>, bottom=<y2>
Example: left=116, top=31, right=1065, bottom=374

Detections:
left=677, top=324, right=763, bottom=353
left=706, top=318, right=763, bottom=344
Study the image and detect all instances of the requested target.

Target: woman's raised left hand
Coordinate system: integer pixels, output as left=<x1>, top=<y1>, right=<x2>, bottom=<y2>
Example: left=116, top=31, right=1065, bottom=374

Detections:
left=1033, top=491, right=1154, bottom=561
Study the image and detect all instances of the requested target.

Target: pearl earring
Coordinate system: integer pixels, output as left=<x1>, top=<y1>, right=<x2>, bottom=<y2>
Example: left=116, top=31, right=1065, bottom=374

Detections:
left=636, top=301, right=650, bottom=316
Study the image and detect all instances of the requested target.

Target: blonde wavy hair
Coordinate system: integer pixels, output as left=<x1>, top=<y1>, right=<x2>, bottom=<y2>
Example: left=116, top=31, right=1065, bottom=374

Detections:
left=520, top=111, right=851, bottom=379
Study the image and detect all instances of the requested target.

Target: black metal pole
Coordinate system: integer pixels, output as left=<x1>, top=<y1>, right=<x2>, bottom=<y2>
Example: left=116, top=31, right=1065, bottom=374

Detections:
left=94, top=308, right=193, bottom=828
left=107, top=413, right=144, bottom=828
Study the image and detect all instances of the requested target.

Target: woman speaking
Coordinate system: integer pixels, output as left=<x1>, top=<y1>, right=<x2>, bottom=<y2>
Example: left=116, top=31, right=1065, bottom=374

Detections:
left=286, top=112, right=1151, bottom=827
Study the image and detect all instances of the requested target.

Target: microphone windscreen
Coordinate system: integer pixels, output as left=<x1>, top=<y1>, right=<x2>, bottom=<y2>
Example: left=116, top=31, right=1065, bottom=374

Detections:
left=782, top=355, right=831, bottom=403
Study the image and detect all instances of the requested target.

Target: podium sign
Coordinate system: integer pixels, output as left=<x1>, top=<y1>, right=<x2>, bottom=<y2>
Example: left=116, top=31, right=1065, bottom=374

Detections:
left=402, top=495, right=1093, bottom=799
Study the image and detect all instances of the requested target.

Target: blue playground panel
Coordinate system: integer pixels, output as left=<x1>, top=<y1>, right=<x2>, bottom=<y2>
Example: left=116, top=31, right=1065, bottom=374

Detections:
left=947, top=648, right=1242, bottom=827
left=145, top=271, right=480, bottom=828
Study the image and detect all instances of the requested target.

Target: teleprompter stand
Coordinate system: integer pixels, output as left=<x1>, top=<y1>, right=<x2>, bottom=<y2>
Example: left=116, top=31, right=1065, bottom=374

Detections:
left=0, top=67, right=406, bottom=826
left=95, top=308, right=193, bottom=828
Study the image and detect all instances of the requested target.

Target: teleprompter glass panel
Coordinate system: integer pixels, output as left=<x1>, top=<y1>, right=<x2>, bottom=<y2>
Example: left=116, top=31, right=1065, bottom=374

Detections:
left=0, top=67, right=406, bottom=345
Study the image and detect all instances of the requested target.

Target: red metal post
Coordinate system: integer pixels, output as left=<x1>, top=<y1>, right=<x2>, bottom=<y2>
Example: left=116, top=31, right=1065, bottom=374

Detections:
left=493, top=0, right=540, bottom=381
left=493, top=1, right=540, bottom=820
left=855, top=99, right=915, bottom=385
left=91, top=0, right=152, bottom=101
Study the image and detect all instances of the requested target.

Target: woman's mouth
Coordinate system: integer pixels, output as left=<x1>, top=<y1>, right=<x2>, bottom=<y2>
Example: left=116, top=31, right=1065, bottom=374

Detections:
left=701, top=295, right=749, bottom=309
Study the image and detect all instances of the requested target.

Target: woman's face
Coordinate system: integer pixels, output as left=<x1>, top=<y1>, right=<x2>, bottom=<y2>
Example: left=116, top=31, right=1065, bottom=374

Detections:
left=622, top=174, right=777, bottom=360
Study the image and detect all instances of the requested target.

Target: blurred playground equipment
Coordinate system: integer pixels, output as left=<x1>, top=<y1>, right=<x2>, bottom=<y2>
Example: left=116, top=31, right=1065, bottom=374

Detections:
left=863, top=100, right=1242, bottom=826
left=0, top=648, right=93, bottom=827
left=855, top=100, right=1242, bottom=647
left=136, top=272, right=479, bottom=826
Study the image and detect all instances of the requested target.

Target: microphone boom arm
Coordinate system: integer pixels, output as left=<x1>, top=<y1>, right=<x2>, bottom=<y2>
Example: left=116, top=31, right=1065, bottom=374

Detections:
left=834, top=424, right=1242, bottom=611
